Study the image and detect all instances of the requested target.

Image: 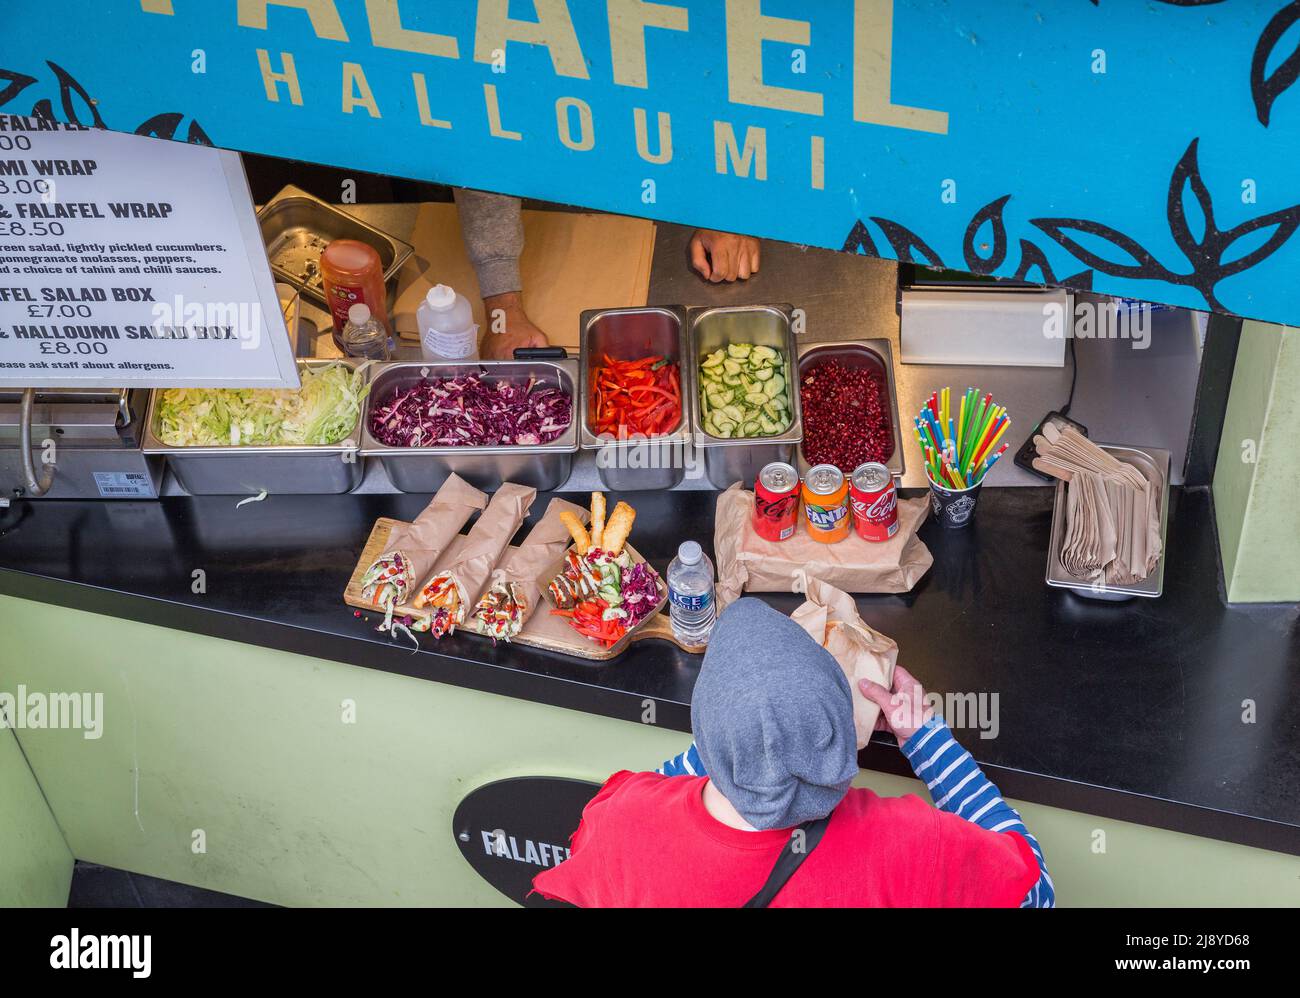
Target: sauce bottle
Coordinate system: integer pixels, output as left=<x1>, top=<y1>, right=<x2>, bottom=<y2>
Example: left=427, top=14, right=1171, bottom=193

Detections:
left=320, top=239, right=388, bottom=348
left=417, top=284, right=478, bottom=361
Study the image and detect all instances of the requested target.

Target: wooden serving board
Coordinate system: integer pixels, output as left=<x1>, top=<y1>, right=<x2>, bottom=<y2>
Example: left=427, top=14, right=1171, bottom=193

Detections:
left=343, top=517, right=705, bottom=661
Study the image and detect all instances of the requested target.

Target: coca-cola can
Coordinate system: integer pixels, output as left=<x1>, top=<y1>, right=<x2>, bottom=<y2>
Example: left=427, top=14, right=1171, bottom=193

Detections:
left=850, top=462, right=899, bottom=542
left=754, top=462, right=800, bottom=542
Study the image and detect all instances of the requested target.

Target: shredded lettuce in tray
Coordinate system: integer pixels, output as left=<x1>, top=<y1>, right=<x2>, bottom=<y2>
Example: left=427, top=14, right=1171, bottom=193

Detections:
left=156, top=363, right=367, bottom=447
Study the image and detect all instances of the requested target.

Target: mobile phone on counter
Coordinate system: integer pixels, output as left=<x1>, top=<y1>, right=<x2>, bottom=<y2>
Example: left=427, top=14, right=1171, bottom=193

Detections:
left=1014, top=411, right=1089, bottom=482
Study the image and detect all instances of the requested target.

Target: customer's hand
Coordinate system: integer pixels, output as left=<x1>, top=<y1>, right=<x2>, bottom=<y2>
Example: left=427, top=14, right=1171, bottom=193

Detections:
left=689, top=229, right=761, bottom=282
left=481, top=292, right=549, bottom=360
left=859, top=665, right=933, bottom=744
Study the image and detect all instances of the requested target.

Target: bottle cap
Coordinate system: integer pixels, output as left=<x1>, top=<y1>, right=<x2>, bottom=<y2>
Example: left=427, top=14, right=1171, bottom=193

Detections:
left=678, top=540, right=702, bottom=565
left=425, top=284, right=457, bottom=309
left=347, top=303, right=371, bottom=325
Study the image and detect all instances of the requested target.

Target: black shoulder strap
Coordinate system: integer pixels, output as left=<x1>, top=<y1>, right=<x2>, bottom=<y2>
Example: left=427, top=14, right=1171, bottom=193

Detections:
left=743, top=814, right=832, bottom=908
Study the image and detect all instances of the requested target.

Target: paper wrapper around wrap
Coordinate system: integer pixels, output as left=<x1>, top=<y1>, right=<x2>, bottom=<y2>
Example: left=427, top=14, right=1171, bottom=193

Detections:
left=419, top=482, right=537, bottom=618
left=789, top=578, right=898, bottom=750
left=381, top=473, right=488, bottom=589
left=477, top=496, right=590, bottom=630
left=714, top=484, right=933, bottom=608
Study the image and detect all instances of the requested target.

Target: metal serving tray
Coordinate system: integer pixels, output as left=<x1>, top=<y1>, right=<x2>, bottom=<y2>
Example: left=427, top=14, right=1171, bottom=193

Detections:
left=689, top=304, right=803, bottom=490
left=1045, top=443, right=1170, bottom=601
left=141, top=359, right=367, bottom=496
left=579, top=306, right=692, bottom=491
left=257, top=185, right=414, bottom=308
left=795, top=338, right=905, bottom=480
left=360, top=359, right=580, bottom=493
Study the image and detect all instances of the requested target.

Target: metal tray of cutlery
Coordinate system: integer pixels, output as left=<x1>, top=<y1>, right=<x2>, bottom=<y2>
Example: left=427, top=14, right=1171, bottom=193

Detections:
left=1044, top=442, right=1170, bottom=601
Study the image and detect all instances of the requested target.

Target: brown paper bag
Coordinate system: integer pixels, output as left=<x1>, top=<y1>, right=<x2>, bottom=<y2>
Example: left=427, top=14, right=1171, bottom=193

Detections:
left=414, top=483, right=536, bottom=635
left=789, top=578, right=898, bottom=750
left=360, top=474, right=488, bottom=606
left=467, top=497, right=589, bottom=639
left=714, top=484, right=932, bottom=609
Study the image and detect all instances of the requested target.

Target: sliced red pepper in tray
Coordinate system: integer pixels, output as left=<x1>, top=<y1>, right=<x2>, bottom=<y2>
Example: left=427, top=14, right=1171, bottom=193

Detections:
left=590, top=353, right=682, bottom=439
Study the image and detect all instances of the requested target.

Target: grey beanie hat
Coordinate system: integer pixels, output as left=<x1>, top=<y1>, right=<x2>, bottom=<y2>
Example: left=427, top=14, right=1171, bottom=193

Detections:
left=691, top=598, right=858, bottom=830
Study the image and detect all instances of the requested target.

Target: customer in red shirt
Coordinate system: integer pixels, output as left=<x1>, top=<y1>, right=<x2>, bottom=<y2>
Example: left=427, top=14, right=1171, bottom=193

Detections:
left=533, top=598, right=1045, bottom=907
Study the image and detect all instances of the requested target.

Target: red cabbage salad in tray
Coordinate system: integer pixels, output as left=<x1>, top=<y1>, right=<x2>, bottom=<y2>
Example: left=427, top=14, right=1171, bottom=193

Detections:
left=368, top=372, right=572, bottom=447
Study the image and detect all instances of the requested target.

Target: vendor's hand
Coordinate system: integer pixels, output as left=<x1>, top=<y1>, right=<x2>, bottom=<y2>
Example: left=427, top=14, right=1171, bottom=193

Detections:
left=481, top=292, right=549, bottom=360
left=859, top=665, right=933, bottom=744
left=689, top=229, right=761, bottom=283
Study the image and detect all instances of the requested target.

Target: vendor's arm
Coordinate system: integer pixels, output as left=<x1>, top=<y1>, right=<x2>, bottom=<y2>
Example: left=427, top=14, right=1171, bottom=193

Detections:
left=689, top=229, right=761, bottom=282
left=452, top=188, right=548, bottom=359
left=860, top=667, right=1055, bottom=908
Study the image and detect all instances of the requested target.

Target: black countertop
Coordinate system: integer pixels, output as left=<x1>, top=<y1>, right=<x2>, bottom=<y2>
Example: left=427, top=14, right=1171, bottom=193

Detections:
left=1, top=485, right=1297, bottom=856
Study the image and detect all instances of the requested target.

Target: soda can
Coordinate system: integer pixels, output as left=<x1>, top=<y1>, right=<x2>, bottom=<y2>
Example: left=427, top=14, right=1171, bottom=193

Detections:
left=801, top=464, right=851, bottom=543
left=753, top=462, right=800, bottom=542
left=850, top=462, right=899, bottom=542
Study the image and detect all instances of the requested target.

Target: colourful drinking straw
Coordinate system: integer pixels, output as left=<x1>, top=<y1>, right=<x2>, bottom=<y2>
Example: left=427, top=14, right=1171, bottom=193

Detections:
left=960, top=395, right=986, bottom=471
left=973, top=417, right=1011, bottom=471
left=973, top=443, right=1010, bottom=483
left=916, top=417, right=940, bottom=456
left=967, top=411, right=1004, bottom=475
left=916, top=386, right=1011, bottom=490
left=922, top=410, right=945, bottom=451
left=967, top=395, right=993, bottom=470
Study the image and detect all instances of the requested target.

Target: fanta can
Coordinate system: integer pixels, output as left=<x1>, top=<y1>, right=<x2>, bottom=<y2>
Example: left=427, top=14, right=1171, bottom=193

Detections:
left=802, top=464, right=850, bottom=543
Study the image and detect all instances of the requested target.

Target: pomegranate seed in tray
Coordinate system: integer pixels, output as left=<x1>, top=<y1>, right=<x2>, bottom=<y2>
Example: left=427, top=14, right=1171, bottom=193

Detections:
left=799, top=359, right=893, bottom=473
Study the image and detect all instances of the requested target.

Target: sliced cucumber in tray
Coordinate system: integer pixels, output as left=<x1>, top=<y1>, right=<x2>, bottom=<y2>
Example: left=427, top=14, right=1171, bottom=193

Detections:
left=699, top=343, right=791, bottom=438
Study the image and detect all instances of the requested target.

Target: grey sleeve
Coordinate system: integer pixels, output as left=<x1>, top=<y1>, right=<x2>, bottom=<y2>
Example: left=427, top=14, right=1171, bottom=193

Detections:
left=453, top=188, right=524, bottom=299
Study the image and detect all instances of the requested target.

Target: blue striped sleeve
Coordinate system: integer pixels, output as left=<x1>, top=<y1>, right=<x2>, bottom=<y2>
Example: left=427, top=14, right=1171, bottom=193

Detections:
left=902, top=718, right=1055, bottom=908
left=656, top=742, right=705, bottom=777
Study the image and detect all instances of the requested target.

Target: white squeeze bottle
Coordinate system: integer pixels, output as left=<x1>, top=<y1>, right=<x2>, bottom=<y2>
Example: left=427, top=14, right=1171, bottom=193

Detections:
left=668, top=540, right=716, bottom=646
left=418, top=283, right=478, bottom=361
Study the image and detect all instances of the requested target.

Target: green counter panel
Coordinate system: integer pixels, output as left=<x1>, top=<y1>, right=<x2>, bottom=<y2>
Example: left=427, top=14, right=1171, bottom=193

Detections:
left=2, top=594, right=1297, bottom=907
left=0, top=723, right=74, bottom=906
left=1214, top=321, right=1300, bottom=603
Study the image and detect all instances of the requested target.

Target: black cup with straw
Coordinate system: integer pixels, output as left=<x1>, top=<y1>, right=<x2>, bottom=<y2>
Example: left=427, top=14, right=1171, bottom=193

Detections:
left=914, top=387, right=1011, bottom=530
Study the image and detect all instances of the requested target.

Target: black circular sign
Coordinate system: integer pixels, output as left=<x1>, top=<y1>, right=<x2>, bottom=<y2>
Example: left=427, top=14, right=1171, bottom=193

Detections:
left=451, top=777, right=601, bottom=908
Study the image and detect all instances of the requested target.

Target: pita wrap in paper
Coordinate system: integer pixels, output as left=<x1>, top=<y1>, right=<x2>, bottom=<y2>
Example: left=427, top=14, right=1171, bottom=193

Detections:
left=361, top=474, right=487, bottom=606
left=714, top=484, right=932, bottom=609
left=468, top=496, right=589, bottom=639
left=416, top=482, right=536, bottom=634
left=789, top=578, right=899, bottom=750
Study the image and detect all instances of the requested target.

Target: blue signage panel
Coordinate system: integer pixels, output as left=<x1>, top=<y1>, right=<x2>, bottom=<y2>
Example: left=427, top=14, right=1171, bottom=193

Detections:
left=5, top=1, right=1300, bottom=322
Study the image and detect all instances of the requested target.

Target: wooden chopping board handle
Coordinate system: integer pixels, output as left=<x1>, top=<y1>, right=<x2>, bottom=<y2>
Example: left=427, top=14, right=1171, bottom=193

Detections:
left=628, top=612, right=708, bottom=655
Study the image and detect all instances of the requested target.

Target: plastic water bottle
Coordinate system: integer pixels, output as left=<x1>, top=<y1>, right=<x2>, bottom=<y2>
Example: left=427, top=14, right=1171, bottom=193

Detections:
left=341, top=303, right=390, bottom=360
left=418, top=283, right=478, bottom=361
left=668, top=540, right=716, bottom=646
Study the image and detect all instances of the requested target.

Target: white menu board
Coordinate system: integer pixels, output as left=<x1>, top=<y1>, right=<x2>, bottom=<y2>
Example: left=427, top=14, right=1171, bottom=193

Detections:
left=0, top=116, right=298, bottom=389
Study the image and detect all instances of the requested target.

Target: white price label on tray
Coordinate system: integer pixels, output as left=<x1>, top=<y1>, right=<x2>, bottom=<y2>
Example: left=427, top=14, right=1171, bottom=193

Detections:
left=92, top=471, right=154, bottom=498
